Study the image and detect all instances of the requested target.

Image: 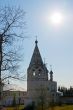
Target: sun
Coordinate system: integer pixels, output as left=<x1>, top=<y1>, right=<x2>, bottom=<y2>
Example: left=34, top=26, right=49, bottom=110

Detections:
left=50, top=12, right=63, bottom=26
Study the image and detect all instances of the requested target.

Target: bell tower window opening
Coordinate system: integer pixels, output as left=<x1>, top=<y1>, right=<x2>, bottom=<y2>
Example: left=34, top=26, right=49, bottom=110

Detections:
left=33, top=71, right=35, bottom=76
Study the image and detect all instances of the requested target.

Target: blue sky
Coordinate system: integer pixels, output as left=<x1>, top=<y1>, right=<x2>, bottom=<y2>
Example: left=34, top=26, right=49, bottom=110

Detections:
left=1, top=0, right=73, bottom=90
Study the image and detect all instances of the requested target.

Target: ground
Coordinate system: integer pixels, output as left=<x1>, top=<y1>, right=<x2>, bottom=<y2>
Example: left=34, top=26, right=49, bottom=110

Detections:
left=3, top=105, right=73, bottom=110
left=5, top=105, right=24, bottom=110
left=48, top=105, right=73, bottom=110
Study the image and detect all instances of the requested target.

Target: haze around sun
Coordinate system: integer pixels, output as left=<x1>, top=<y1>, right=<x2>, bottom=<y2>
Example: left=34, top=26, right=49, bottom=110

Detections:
left=50, top=11, right=64, bottom=26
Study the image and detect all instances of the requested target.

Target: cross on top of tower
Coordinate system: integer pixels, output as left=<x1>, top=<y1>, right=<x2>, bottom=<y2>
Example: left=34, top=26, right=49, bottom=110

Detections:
left=50, top=65, right=52, bottom=71
left=35, top=36, right=38, bottom=45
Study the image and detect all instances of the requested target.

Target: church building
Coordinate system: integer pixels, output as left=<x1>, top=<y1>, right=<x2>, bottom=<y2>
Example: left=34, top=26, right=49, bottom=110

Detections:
left=26, top=40, right=57, bottom=106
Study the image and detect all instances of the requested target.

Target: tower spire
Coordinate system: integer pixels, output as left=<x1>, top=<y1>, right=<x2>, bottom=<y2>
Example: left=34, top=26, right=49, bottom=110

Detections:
left=49, top=65, right=53, bottom=81
left=28, top=38, right=43, bottom=69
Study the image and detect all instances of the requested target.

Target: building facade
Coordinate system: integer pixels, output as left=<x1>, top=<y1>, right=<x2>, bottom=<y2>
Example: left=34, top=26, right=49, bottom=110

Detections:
left=2, top=90, right=26, bottom=106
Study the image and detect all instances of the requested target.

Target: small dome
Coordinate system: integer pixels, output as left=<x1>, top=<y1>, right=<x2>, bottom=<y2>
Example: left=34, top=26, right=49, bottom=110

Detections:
left=50, top=70, right=53, bottom=74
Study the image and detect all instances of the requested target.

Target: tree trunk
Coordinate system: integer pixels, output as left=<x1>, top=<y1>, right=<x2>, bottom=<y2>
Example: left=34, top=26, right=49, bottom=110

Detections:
left=0, top=36, right=3, bottom=107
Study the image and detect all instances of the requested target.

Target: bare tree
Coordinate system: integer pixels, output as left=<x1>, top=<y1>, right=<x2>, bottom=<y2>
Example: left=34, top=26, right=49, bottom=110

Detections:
left=0, top=7, right=25, bottom=108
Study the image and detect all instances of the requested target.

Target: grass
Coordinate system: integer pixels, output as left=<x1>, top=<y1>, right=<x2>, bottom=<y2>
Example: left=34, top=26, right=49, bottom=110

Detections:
left=5, top=105, right=73, bottom=110
left=48, top=105, right=73, bottom=110
left=6, top=105, right=24, bottom=110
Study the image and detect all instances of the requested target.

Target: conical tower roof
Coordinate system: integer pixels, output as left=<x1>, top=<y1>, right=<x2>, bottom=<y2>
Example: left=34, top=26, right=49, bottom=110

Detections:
left=28, top=40, right=44, bottom=69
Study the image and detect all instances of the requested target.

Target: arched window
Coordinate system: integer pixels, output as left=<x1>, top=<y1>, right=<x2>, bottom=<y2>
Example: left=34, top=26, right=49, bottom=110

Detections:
left=33, top=71, right=35, bottom=76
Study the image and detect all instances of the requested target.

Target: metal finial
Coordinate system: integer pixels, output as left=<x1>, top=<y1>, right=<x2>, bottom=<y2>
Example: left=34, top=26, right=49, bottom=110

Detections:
left=35, top=36, right=38, bottom=45
left=50, top=65, right=52, bottom=71
left=36, top=36, right=37, bottom=40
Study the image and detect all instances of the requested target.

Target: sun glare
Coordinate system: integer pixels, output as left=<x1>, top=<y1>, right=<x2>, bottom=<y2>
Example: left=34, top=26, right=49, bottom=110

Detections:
left=50, top=12, right=63, bottom=26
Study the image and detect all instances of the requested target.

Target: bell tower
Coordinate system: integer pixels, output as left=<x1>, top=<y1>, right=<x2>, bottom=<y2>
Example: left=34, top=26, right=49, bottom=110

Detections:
left=27, top=40, right=48, bottom=91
